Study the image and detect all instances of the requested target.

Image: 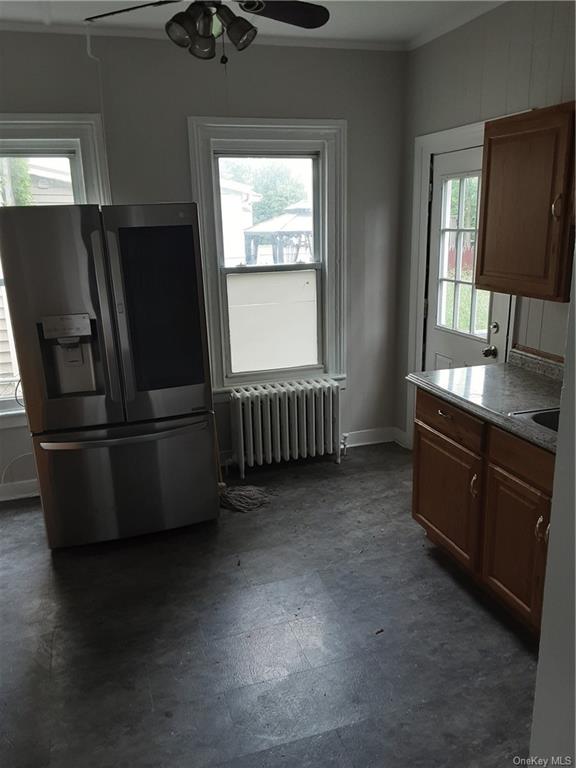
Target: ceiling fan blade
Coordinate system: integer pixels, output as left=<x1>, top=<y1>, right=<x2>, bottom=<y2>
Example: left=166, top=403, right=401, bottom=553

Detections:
left=85, top=0, right=180, bottom=23
left=237, top=1, right=329, bottom=29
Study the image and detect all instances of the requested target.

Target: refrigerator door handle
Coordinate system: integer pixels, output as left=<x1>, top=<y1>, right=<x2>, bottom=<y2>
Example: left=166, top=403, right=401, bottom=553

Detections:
left=104, top=228, right=137, bottom=403
left=91, top=231, right=123, bottom=405
left=39, top=422, right=206, bottom=451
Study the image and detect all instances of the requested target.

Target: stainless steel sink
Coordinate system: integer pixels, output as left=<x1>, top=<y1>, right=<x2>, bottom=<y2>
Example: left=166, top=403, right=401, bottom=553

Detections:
left=509, top=408, right=560, bottom=433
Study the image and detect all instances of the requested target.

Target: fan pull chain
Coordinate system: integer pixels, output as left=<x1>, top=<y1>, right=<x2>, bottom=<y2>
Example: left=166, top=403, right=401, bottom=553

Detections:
left=220, top=34, right=228, bottom=68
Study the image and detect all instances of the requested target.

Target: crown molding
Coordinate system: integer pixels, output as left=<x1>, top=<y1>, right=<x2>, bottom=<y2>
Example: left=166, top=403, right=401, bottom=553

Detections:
left=0, top=20, right=407, bottom=50
left=0, top=3, right=503, bottom=54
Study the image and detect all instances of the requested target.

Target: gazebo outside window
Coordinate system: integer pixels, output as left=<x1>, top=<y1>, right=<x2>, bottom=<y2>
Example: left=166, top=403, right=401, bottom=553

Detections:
left=243, top=199, right=314, bottom=265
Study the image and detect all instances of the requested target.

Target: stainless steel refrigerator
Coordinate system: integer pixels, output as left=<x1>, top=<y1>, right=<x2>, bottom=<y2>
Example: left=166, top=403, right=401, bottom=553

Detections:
left=0, top=203, right=219, bottom=548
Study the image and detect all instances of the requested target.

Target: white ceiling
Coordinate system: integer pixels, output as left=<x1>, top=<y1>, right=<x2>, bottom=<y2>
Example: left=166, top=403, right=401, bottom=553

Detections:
left=0, top=1, right=502, bottom=50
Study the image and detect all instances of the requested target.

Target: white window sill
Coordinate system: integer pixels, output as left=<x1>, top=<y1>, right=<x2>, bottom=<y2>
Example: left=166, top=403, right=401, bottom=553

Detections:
left=0, top=409, right=27, bottom=429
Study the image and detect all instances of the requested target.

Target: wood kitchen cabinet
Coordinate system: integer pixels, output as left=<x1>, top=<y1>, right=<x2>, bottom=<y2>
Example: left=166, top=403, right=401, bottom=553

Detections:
left=482, top=464, right=550, bottom=628
left=412, top=389, right=554, bottom=631
left=476, top=101, right=575, bottom=301
left=413, top=422, right=483, bottom=571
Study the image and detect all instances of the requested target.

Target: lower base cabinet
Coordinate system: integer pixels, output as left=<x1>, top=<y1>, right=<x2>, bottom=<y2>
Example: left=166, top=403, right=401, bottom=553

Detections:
left=482, top=464, right=550, bottom=628
left=413, top=423, right=482, bottom=572
left=412, top=389, right=554, bottom=632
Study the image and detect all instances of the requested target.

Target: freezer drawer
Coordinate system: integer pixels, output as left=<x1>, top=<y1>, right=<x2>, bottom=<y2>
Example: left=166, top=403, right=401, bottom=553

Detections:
left=34, top=414, right=219, bottom=548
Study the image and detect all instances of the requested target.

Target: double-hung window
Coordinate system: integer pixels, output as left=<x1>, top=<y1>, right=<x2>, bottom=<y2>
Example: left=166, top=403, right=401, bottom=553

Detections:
left=189, top=118, right=346, bottom=391
left=0, top=115, right=110, bottom=412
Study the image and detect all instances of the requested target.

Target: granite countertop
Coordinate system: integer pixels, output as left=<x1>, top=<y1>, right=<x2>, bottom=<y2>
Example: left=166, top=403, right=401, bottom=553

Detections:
left=406, top=363, right=562, bottom=453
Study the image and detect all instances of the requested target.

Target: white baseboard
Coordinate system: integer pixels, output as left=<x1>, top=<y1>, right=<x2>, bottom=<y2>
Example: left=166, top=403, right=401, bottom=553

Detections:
left=0, top=478, right=40, bottom=502
left=346, top=427, right=412, bottom=449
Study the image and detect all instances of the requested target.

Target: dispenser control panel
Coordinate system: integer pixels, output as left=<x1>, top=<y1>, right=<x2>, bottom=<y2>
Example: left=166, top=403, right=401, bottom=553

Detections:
left=41, top=314, right=92, bottom=340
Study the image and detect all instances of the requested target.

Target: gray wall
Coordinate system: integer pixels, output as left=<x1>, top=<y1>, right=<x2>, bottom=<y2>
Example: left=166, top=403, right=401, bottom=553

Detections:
left=0, top=29, right=406, bottom=487
left=397, top=0, right=575, bottom=430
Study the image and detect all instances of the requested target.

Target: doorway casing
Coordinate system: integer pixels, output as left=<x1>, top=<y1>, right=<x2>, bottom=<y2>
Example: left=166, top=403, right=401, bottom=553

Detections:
left=405, top=120, right=517, bottom=449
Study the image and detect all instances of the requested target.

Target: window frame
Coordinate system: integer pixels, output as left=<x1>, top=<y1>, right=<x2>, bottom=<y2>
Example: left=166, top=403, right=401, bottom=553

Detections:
left=0, top=114, right=111, bottom=415
left=188, top=117, right=347, bottom=392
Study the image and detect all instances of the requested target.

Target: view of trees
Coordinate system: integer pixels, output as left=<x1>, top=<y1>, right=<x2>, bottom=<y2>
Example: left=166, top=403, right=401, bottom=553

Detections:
left=219, top=158, right=306, bottom=224
left=0, top=158, right=32, bottom=206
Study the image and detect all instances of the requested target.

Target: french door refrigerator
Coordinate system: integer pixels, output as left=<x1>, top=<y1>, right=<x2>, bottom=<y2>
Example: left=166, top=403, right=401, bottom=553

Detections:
left=0, top=203, right=219, bottom=548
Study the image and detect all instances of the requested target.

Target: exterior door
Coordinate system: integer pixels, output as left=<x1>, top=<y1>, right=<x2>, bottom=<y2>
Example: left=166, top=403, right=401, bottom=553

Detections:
left=425, top=148, right=513, bottom=371
left=102, top=204, right=212, bottom=422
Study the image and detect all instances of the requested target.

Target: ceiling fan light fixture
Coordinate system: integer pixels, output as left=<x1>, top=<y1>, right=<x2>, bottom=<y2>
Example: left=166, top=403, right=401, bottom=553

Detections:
left=165, top=4, right=203, bottom=48
left=216, top=4, right=258, bottom=51
left=189, top=8, right=216, bottom=59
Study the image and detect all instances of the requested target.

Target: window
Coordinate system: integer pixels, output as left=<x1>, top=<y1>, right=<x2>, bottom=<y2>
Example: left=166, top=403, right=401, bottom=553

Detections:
left=0, top=115, right=110, bottom=412
left=437, top=173, right=490, bottom=339
left=189, top=118, right=346, bottom=390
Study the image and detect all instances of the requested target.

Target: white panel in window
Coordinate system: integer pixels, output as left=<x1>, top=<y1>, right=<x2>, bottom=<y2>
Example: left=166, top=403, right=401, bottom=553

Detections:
left=226, top=270, right=318, bottom=373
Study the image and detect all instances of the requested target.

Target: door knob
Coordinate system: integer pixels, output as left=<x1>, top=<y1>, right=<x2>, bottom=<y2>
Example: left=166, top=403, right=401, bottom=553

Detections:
left=482, top=345, right=498, bottom=358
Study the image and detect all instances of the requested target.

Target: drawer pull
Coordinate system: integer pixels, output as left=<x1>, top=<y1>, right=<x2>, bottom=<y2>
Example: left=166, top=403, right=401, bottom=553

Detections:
left=551, top=194, right=563, bottom=220
left=535, top=515, right=545, bottom=542
left=437, top=409, right=452, bottom=419
left=545, top=523, right=550, bottom=545
left=470, top=473, right=479, bottom=498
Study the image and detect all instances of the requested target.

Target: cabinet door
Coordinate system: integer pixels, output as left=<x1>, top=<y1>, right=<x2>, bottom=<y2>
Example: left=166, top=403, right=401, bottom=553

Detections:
left=413, top=422, right=483, bottom=572
left=476, top=102, right=574, bottom=301
left=482, top=464, right=549, bottom=628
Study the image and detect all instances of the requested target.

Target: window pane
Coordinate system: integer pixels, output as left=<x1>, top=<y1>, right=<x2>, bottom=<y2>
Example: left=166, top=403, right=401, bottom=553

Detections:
left=439, top=231, right=457, bottom=279
left=217, top=157, right=316, bottom=267
left=227, top=270, right=318, bottom=373
left=0, top=156, right=74, bottom=206
left=473, top=289, right=490, bottom=339
left=456, top=283, right=472, bottom=333
left=437, top=280, right=455, bottom=329
left=0, top=281, right=20, bottom=404
left=459, top=231, right=476, bottom=282
left=462, top=175, right=479, bottom=228
left=442, top=178, right=460, bottom=228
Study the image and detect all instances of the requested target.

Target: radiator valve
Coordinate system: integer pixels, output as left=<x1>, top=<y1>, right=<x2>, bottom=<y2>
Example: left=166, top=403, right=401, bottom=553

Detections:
left=341, top=433, right=349, bottom=456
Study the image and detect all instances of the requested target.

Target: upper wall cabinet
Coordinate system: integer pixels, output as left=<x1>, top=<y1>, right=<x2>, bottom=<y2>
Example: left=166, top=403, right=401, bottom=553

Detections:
left=476, top=102, right=575, bottom=302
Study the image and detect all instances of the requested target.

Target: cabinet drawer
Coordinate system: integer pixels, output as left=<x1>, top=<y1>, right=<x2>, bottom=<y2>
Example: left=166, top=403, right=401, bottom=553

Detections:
left=415, top=389, right=484, bottom=454
left=488, top=426, right=555, bottom=495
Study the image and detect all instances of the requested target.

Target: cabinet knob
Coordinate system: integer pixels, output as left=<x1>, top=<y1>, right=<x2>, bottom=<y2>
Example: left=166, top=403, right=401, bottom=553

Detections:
left=535, top=515, right=545, bottom=542
left=551, top=194, right=563, bottom=220
left=470, top=473, right=479, bottom=498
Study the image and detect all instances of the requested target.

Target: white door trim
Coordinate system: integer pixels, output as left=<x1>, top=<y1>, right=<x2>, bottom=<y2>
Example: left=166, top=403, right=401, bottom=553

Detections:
left=405, top=120, right=520, bottom=449
left=406, top=122, right=485, bottom=448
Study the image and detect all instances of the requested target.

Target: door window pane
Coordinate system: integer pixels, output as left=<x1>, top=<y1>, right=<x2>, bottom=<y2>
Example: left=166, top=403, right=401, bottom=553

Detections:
left=0, top=155, right=75, bottom=406
left=119, top=225, right=205, bottom=391
left=217, top=157, right=316, bottom=267
left=226, top=269, right=318, bottom=373
left=436, top=172, right=488, bottom=340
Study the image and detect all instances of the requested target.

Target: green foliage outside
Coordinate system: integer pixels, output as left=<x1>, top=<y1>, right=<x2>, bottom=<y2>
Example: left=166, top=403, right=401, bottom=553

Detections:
left=220, top=159, right=306, bottom=225
left=0, top=158, right=32, bottom=206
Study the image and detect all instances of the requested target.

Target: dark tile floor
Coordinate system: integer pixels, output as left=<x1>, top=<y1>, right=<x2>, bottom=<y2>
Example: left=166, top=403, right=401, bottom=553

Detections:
left=0, top=445, right=537, bottom=768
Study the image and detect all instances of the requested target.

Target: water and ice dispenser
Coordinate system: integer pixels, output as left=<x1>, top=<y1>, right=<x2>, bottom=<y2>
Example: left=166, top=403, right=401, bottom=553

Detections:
left=40, top=313, right=98, bottom=396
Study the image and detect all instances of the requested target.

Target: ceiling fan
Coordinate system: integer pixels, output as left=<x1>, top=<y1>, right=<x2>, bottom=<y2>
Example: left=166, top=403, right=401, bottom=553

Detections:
left=85, top=1, right=330, bottom=60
